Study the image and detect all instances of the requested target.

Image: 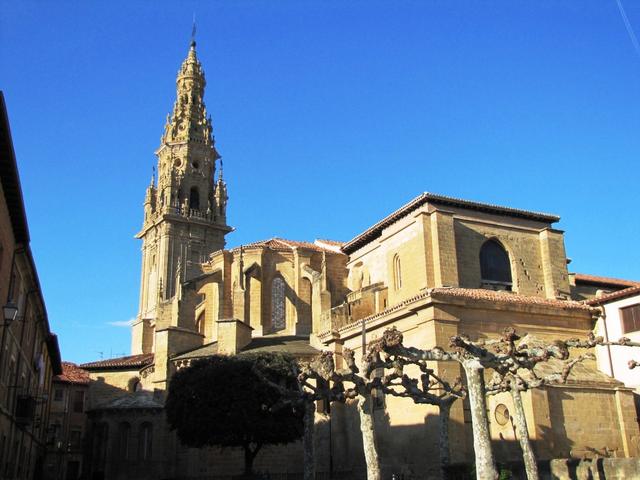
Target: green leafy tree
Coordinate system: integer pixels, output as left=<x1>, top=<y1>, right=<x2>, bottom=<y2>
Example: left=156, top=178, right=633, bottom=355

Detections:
left=165, top=353, right=304, bottom=476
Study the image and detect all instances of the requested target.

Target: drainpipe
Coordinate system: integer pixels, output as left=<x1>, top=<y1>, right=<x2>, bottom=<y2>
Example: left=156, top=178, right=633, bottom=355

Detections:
left=598, top=305, right=615, bottom=379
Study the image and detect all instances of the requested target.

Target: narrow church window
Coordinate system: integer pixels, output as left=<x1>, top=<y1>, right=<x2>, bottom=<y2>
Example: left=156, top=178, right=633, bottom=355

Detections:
left=72, top=390, right=85, bottom=413
left=189, top=187, right=200, bottom=211
left=128, top=377, right=141, bottom=393
left=479, top=239, right=512, bottom=290
left=138, top=423, right=153, bottom=460
left=117, top=422, right=131, bottom=460
left=96, top=423, right=109, bottom=466
left=196, top=311, right=206, bottom=335
left=271, top=276, right=286, bottom=332
left=393, top=254, right=402, bottom=290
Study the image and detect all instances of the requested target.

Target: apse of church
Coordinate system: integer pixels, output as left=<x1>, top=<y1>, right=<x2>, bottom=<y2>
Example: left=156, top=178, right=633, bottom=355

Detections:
left=188, top=239, right=349, bottom=349
left=132, top=41, right=232, bottom=356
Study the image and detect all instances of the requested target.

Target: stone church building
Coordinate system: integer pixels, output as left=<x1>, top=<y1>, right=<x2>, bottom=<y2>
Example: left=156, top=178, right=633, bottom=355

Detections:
left=78, top=41, right=640, bottom=480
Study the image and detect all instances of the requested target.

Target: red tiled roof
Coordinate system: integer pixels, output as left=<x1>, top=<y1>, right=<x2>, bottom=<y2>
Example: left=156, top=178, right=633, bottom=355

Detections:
left=233, top=237, right=341, bottom=254
left=54, top=362, right=90, bottom=384
left=328, top=287, right=594, bottom=336
left=315, top=239, right=344, bottom=246
left=342, top=192, right=560, bottom=254
left=80, top=353, right=154, bottom=370
left=586, top=285, right=640, bottom=306
left=574, top=273, right=639, bottom=289
left=429, top=288, right=594, bottom=311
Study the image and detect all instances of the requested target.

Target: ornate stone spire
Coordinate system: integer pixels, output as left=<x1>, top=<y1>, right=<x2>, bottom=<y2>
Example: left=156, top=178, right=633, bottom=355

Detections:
left=162, top=41, right=215, bottom=147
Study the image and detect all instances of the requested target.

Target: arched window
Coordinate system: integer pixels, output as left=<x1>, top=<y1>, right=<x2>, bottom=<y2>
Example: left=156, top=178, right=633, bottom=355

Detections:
left=479, top=240, right=512, bottom=290
left=117, top=422, right=131, bottom=460
left=393, top=254, right=402, bottom=290
left=138, top=422, right=153, bottom=461
left=95, top=422, right=109, bottom=467
left=195, top=311, right=205, bottom=335
left=127, top=377, right=141, bottom=393
left=271, top=276, right=286, bottom=332
left=189, top=187, right=200, bottom=211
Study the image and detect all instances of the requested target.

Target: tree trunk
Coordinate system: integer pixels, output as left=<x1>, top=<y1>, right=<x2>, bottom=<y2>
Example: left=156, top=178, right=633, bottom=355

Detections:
left=510, top=386, right=539, bottom=480
left=243, top=443, right=260, bottom=476
left=303, top=399, right=316, bottom=480
left=439, top=401, right=452, bottom=480
left=463, top=361, right=498, bottom=480
left=358, top=393, right=382, bottom=480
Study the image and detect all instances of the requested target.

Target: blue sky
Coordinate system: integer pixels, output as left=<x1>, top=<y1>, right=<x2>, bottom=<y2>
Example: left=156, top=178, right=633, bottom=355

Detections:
left=1, top=1, right=639, bottom=363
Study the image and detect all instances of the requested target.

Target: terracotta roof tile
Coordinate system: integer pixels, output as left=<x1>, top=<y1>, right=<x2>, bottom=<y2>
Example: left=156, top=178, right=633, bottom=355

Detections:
left=80, top=353, right=154, bottom=370
left=242, top=335, right=320, bottom=357
left=233, top=237, right=341, bottom=254
left=328, top=288, right=594, bottom=336
left=93, top=391, right=164, bottom=411
left=429, top=288, right=594, bottom=311
left=586, top=285, right=640, bottom=306
left=54, top=362, right=90, bottom=384
left=574, top=273, right=639, bottom=288
left=342, top=192, right=560, bottom=254
left=171, top=335, right=319, bottom=362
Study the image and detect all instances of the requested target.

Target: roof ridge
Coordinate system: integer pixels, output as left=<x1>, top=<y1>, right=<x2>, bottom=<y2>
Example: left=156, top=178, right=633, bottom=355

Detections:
left=586, top=285, right=640, bottom=306
left=80, top=352, right=154, bottom=369
left=574, top=273, right=640, bottom=287
left=342, top=192, right=561, bottom=254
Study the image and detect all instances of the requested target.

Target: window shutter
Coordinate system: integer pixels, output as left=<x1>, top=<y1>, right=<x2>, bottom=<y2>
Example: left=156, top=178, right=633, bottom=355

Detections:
left=620, top=304, right=640, bottom=334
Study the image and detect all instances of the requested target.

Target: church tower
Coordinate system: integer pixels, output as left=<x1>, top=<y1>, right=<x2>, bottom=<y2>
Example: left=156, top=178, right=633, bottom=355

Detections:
left=132, top=41, right=231, bottom=355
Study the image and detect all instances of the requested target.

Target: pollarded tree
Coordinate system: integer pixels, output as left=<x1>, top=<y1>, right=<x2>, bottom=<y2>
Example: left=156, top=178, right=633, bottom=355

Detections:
left=339, top=347, right=384, bottom=480
left=371, top=350, right=466, bottom=479
left=165, top=353, right=304, bottom=476
left=377, top=327, right=605, bottom=480
left=483, top=329, right=594, bottom=480
left=377, top=327, right=501, bottom=479
left=253, top=351, right=352, bottom=480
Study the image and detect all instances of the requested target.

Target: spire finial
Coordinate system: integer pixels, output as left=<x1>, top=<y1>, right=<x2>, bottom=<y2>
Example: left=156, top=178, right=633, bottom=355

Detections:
left=190, top=13, right=197, bottom=49
left=151, top=165, right=156, bottom=186
left=218, top=158, right=224, bottom=182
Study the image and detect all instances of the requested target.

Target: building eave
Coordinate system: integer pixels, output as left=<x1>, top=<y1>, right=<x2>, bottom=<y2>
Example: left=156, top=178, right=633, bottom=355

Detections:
left=342, top=192, right=561, bottom=254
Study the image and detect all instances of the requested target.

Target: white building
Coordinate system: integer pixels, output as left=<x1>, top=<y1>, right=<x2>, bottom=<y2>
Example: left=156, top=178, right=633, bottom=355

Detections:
left=590, top=285, right=640, bottom=390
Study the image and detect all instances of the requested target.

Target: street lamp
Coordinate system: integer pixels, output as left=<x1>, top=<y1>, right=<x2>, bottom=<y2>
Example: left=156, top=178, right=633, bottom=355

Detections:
left=3, top=302, right=18, bottom=324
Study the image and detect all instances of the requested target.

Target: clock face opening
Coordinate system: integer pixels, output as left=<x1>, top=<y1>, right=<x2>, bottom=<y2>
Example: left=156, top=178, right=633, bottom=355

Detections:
left=495, top=403, right=510, bottom=426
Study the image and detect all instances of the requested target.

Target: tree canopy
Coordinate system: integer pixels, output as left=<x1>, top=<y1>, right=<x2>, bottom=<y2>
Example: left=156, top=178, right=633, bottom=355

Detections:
left=165, top=352, right=304, bottom=474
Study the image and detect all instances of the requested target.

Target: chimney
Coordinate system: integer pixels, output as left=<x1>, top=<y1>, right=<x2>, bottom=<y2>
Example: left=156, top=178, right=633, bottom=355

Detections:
left=216, top=319, right=253, bottom=355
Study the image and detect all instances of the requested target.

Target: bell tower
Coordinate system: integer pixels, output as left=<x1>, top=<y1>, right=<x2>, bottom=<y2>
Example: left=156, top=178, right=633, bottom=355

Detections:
left=132, top=40, right=231, bottom=355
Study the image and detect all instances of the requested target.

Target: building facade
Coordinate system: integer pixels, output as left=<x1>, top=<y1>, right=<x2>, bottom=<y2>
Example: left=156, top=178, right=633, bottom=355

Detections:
left=589, top=286, right=640, bottom=392
left=78, top=43, right=640, bottom=480
left=0, top=92, right=63, bottom=480
left=43, top=363, right=90, bottom=480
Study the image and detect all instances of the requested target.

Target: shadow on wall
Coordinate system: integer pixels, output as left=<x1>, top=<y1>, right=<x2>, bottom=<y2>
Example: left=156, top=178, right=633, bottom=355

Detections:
left=80, top=377, right=630, bottom=480
left=329, top=392, right=627, bottom=480
left=83, top=377, right=170, bottom=480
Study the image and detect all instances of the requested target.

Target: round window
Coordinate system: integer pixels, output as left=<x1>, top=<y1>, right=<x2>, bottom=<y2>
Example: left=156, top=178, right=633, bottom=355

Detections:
left=192, top=161, right=200, bottom=169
